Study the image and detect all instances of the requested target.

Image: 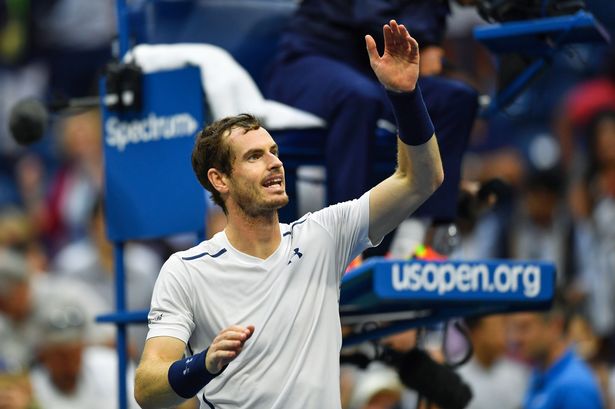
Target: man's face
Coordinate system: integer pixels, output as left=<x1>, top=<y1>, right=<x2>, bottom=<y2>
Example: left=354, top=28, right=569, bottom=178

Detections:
left=0, top=281, right=31, bottom=321
left=594, top=115, right=615, bottom=166
left=224, top=127, right=288, bottom=217
left=39, top=342, right=84, bottom=394
left=509, top=312, right=552, bottom=364
left=471, top=315, right=507, bottom=363
left=524, top=189, right=558, bottom=228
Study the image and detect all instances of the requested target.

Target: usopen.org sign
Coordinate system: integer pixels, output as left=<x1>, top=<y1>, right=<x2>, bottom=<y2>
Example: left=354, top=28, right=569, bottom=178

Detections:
left=105, top=113, right=198, bottom=152
left=373, top=259, right=555, bottom=302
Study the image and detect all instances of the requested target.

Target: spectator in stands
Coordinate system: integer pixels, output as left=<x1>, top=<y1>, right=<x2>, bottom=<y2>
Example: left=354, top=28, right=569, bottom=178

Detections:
left=574, top=109, right=615, bottom=351
left=29, top=299, right=140, bottom=409
left=458, top=315, right=528, bottom=409
left=509, top=301, right=605, bottom=409
left=347, top=363, right=403, bottom=409
left=53, top=198, right=161, bottom=358
left=37, top=109, right=104, bottom=254
left=0, top=247, right=114, bottom=370
left=555, top=48, right=615, bottom=171
left=0, top=206, right=49, bottom=276
left=0, top=248, right=116, bottom=409
left=0, top=248, right=34, bottom=373
left=508, top=169, right=574, bottom=289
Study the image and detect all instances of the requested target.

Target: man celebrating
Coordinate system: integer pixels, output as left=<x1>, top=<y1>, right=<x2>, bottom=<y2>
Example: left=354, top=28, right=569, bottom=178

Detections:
left=134, top=20, right=443, bottom=409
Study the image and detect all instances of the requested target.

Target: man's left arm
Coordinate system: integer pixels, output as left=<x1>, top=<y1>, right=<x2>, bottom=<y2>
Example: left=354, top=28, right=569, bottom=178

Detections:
left=365, top=21, right=444, bottom=244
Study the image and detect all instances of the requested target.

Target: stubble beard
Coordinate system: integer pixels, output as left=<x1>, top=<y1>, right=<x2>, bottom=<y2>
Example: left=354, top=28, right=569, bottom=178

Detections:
left=232, top=181, right=289, bottom=219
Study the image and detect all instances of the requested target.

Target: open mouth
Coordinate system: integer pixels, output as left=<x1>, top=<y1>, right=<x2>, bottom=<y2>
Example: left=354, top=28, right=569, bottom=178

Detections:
left=262, top=175, right=284, bottom=190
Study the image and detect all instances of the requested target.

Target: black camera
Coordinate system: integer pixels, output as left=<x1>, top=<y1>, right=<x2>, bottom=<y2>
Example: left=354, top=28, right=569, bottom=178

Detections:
left=341, top=347, right=473, bottom=409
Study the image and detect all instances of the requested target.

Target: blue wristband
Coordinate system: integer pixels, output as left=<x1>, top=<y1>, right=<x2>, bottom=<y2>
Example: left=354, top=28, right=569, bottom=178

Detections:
left=168, top=348, right=223, bottom=399
left=387, top=85, right=435, bottom=146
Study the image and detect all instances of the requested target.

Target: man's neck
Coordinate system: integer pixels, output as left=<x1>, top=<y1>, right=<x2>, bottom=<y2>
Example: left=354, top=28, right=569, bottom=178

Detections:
left=224, top=211, right=281, bottom=260
left=539, top=340, right=568, bottom=371
left=474, top=348, right=498, bottom=369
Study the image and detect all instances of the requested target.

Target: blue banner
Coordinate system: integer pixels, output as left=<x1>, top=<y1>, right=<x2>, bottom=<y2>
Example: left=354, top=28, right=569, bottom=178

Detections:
left=101, top=66, right=206, bottom=241
left=372, top=259, right=555, bottom=303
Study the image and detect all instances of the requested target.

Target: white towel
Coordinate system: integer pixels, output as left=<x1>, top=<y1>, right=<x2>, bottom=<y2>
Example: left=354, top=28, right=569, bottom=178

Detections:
left=125, top=43, right=325, bottom=130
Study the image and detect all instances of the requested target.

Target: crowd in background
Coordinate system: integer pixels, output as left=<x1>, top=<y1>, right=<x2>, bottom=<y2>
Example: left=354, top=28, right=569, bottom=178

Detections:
left=1, top=0, right=615, bottom=408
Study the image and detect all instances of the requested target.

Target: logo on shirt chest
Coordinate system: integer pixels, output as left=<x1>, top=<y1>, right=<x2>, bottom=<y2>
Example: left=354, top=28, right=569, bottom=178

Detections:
left=287, top=247, right=303, bottom=265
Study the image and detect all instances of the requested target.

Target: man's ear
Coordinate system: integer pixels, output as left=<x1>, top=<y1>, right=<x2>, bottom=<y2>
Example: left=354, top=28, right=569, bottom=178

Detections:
left=207, top=168, right=229, bottom=195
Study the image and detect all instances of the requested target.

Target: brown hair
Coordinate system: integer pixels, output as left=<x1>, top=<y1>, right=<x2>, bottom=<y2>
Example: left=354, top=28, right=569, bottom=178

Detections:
left=191, top=114, right=262, bottom=213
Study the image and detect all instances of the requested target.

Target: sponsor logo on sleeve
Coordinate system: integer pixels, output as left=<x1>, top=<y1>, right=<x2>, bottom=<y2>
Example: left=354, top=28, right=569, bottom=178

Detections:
left=148, top=312, right=164, bottom=325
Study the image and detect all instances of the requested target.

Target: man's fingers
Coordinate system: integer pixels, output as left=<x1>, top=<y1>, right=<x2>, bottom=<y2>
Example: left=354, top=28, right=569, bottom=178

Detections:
left=365, top=35, right=379, bottom=62
left=212, top=349, right=237, bottom=363
left=383, top=24, right=394, bottom=49
left=408, top=34, right=419, bottom=53
left=212, top=324, right=255, bottom=350
left=214, top=326, right=253, bottom=342
left=396, top=24, right=419, bottom=59
left=212, top=339, right=242, bottom=351
left=401, top=25, right=419, bottom=52
left=390, top=20, right=401, bottom=40
left=208, top=324, right=256, bottom=372
left=207, top=347, right=239, bottom=372
left=399, top=24, right=411, bottom=45
left=221, top=325, right=251, bottom=334
left=212, top=332, right=246, bottom=345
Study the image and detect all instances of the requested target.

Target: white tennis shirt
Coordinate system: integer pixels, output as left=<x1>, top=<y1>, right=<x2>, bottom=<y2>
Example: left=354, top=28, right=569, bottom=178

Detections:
left=147, top=192, right=376, bottom=408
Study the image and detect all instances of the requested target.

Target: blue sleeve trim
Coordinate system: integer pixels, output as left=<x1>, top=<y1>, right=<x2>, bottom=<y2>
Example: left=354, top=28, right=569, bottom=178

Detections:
left=182, top=248, right=227, bottom=261
left=168, top=348, right=223, bottom=399
left=283, top=217, right=309, bottom=237
left=290, top=217, right=308, bottom=229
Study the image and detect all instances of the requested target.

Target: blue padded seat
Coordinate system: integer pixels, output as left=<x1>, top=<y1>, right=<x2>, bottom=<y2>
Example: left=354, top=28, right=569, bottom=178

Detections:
left=134, top=0, right=298, bottom=90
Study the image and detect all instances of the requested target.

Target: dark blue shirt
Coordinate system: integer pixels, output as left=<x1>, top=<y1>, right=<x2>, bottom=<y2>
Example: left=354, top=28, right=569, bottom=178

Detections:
left=524, top=348, right=604, bottom=409
left=277, top=0, right=449, bottom=74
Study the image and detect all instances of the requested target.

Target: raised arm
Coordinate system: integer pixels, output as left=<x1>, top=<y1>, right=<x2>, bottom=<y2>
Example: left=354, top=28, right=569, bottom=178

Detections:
left=135, top=325, right=254, bottom=409
left=366, top=20, right=444, bottom=244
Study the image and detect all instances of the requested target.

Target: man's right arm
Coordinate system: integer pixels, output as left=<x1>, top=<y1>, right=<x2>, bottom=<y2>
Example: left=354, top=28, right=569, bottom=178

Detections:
left=134, top=336, right=187, bottom=409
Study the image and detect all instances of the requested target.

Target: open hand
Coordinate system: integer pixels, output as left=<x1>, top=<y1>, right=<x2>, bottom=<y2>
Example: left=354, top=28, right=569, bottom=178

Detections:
left=205, top=325, right=255, bottom=374
left=366, top=20, right=420, bottom=93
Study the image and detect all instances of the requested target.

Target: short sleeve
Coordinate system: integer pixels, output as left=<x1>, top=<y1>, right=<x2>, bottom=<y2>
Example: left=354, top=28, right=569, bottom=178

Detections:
left=146, top=255, right=195, bottom=343
left=310, top=192, right=378, bottom=278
